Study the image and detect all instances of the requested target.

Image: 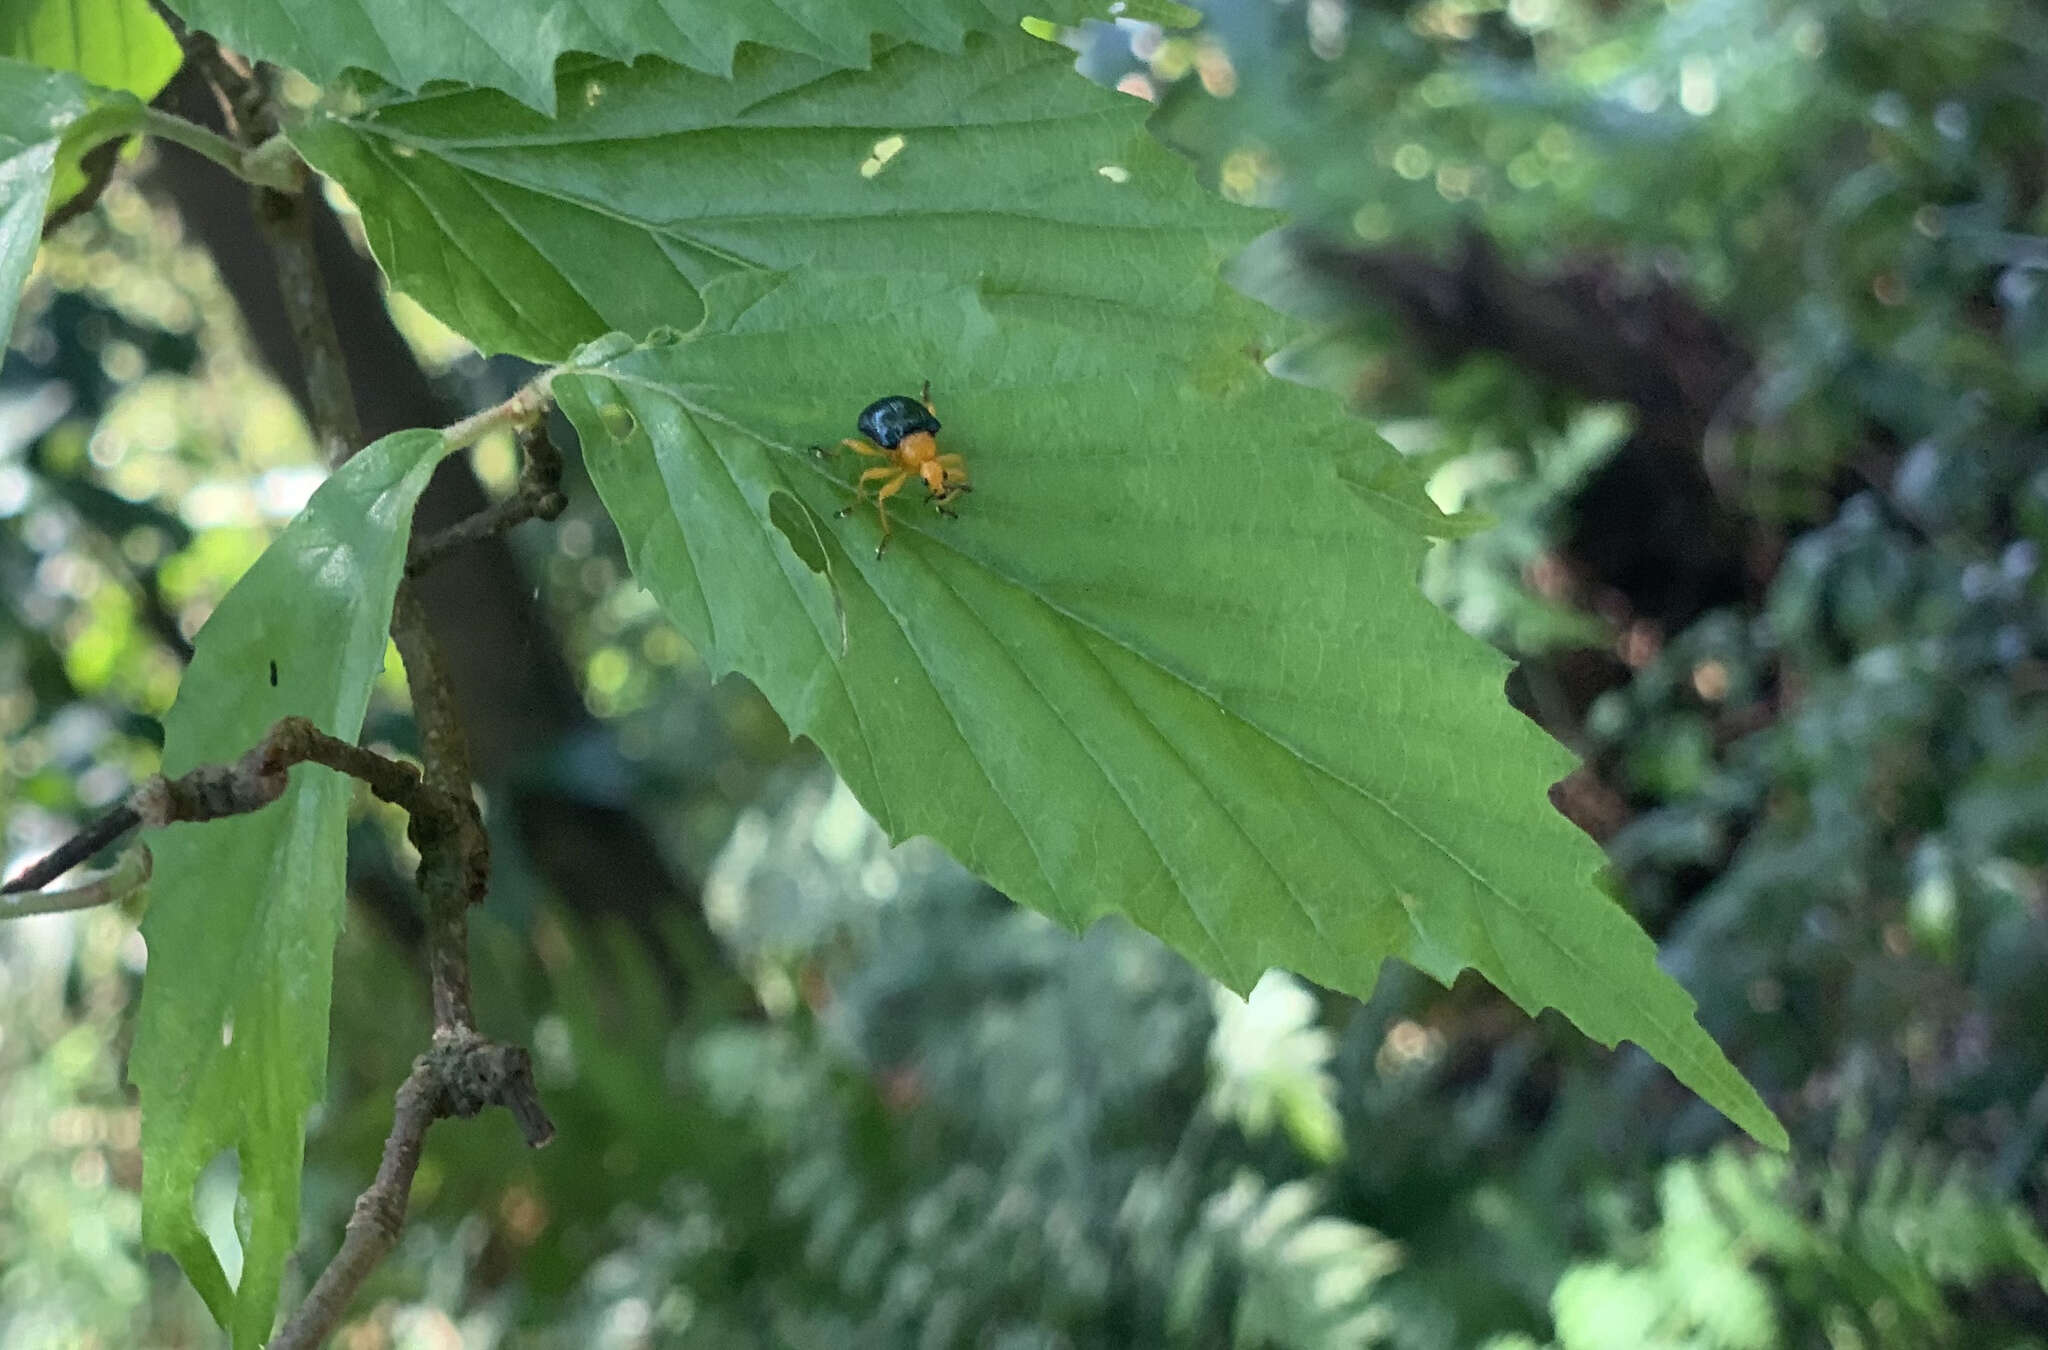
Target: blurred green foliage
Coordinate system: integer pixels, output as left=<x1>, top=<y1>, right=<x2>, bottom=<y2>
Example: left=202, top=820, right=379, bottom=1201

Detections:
left=0, top=911, right=213, bottom=1347
left=8, top=0, right=2048, bottom=1344
left=1517, top=1143, right=2048, bottom=1350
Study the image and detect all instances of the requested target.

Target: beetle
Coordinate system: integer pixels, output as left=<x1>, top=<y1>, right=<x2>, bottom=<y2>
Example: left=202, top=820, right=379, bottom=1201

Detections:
left=814, top=381, right=970, bottom=557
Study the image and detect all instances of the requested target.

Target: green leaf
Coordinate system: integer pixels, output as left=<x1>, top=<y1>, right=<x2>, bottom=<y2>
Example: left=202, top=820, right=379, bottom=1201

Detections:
left=0, top=23, right=164, bottom=335
left=767, top=487, right=848, bottom=655
left=2, top=0, right=182, bottom=204
left=1, top=0, right=180, bottom=102
left=0, top=58, right=97, bottom=345
left=553, top=263, right=1785, bottom=1149
left=300, top=26, right=1778, bottom=1143
left=168, top=0, right=1123, bottom=114
left=128, top=428, right=449, bottom=1347
left=287, top=35, right=1260, bottom=363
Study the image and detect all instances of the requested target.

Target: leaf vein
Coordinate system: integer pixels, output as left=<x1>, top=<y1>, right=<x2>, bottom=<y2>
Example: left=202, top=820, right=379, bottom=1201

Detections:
left=917, top=558, right=1238, bottom=973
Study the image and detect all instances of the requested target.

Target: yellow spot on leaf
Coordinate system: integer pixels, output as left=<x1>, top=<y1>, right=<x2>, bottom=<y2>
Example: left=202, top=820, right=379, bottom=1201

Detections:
left=859, top=134, right=907, bottom=179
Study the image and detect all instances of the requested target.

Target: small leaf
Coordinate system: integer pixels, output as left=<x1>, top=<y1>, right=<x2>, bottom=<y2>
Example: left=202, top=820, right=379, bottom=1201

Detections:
left=129, top=428, right=449, bottom=1347
left=1, top=0, right=181, bottom=208
left=0, top=59, right=106, bottom=347
left=168, top=0, right=1133, bottom=114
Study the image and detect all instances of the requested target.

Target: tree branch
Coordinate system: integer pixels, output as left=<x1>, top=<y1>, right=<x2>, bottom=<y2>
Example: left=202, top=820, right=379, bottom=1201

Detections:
left=408, top=421, right=568, bottom=577
left=0, top=706, right=553, bottom=1330
left=216, top=42, right=556, bottom=1335
left=65, top=29, right=563, bottom=1343
left=267, top=1031, right=554, bottom=1350
left=149, top=0, right=263, bottom=136
left=220, top=49, right=499, bottom=1035
left=2, top=803, right=142, bottom=896
left=41, top=136, right=128, bottom=238
left=0, top=716, right=466, bottom=897
left=389, top=582, right=490, bottom=1031
left=258, top=182, right=360, bottom=467
left=0, top=845, right=152, bottom=918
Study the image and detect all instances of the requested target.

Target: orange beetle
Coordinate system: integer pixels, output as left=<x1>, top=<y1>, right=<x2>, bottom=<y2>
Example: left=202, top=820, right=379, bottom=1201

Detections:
left=815, top=381, right=970, bottom=557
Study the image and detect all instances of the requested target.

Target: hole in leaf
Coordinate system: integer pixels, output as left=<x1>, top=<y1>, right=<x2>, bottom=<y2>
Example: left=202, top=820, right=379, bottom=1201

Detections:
left=196, top=1149, right=246, bottom=1286
left=597, top=404, right=638, bottom=440
left=645, top=325, right=681, bottom=346
left=767, top=490, right=848, bottom=655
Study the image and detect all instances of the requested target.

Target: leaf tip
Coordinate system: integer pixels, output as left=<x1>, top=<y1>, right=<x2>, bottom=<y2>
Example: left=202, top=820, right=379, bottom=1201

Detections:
left=1723, top=1088, right=1790, bottom=1152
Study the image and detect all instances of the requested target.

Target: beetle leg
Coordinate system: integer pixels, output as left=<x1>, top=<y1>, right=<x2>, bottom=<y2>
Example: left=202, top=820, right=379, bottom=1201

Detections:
left=872, top=470, right=911, bottom=556
left=920, top=380, right=936, bottom=417
left=837, top=464, right=899, bottom=517
left=818, top=437, right=887, bottom=461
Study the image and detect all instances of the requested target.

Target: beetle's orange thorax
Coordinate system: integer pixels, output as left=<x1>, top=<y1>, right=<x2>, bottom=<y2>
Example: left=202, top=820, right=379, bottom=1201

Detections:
left=894, top=429, right=939, bottom=467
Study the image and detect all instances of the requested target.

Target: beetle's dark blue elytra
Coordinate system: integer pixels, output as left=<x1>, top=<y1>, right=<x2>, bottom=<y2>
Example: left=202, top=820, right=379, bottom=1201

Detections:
left=856, top=395, right=942, bottom=450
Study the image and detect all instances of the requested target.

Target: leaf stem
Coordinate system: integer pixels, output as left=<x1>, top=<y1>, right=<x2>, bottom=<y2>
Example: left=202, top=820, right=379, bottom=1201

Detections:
left=128, top=105, right=302, bottom=191
left=440, top=369, right=556, bottom=452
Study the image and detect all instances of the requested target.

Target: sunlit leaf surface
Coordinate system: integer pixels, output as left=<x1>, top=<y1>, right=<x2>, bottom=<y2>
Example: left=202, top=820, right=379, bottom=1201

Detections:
left=0, top=0, right=180, bottom=107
